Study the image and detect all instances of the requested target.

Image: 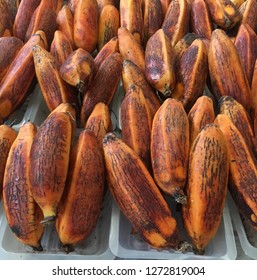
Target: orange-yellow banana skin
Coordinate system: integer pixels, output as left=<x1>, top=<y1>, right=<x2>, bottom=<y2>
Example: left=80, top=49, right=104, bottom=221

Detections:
left=32, top=44, right=79, bottom=114
left=239, top=0, right=257, bottom=33
left=118, top=27, right=145, bottom=73
left=74, top=0, right=99, bottom=53
left=94, top=36, right=119, bottom=72
left=234, top=23, right=257, bottom=85
left=190, top=0, right=213, bottom=39
left=56, top=130, right=105, bottom=251
left=119, top=0, right=144, bottom=44
left=85, top=102, right=113, bottom=148
left=0, top=31, right=48, bottom=120
left=151, top=98, right=189, bottom=203
left=205, top=0, right=241, bottom=30
left=50, top=30, right=73, bottom=69
left=188, top=95, right=215, bottom=145
left=80, top=52, right=122, bottom=126
left=218, top=95, right=255, bottom=154
left=3, top=122, right=44, bottom=250
left=145, top=29, right=176, bottom=97
left=0, top=37, right=24, bottom=83
left=13, top=0, right=41, bottom=41
left=120, top=85, right=152, bottom=171
left=103, top=133, right=186, bottom=250
left=162, top=0, right=190, bottom=46
left=25, top=0, right=58, bottom=46
left=59, top=48, right=96, bottom=95
left=172, top=39, right=208, bottom=112
left=122, top=60, right=161, bottom=119
left=208, top=29, right=252, bottom=112
left=98, top=4, right=119, bottom=51
left=29, top=111, right=73, bottom=226
left=142, top=0, right=164, bottom=48
left=182, top=124, right=229, bottom=255
left=215, top=114, right=257, bottom=230
left=0, top=125, right=17, bottom=201
left=56, top=4, right=76, bottom=50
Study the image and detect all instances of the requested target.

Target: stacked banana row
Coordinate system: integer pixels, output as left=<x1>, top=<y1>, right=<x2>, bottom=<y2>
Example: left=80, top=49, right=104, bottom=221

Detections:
left=0, top=0, right=257, bottom=256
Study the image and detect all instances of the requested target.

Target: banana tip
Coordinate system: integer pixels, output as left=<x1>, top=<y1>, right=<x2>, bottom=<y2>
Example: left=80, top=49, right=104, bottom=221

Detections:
left=62, top=244, right=74, bottom=254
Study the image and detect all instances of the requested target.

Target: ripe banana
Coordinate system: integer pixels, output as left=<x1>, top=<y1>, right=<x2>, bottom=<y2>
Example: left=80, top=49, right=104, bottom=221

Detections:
left=0, top=37, right=23, bottom=83
left=25, top=0, right=57, bottom=45
left=85, top=102, right=113, bottom=148
left=218, top=95, right=254, bottom=154
left=103, top=132, right=186, bottom=251
left=29, top=111, right=74, bottom=225
left=118, top=27, right=145, bottom=73
left=145, top=28, right=176, bottom=97
left=162, top=0, right=190, bottom=46
left=119, top=0, right=144, bottom=44
left=234, top=23, right=257, bottom=85
left=173, top=32, right=197, bottom=69
left=59, top=48, right=95, bottom=95
left=142, top=0, right=164, bottom=48
left=98, top=4, right=119, bottom=51
left=56, top=129, right=105, bottom=251
left=239, top=0, right=257, bottom=32
left=0, top=124, right=17, bottom=201
left=214, top=114, right=257, bottom=230
left=74, top=0, right=99, bottom=53
left=122, top=60, right=161, bottom=119
left=0, top=31, right=48, bottom=120
left=182, top=123, right=229, bottom=254
left=172, top=38, right=208, bottom=112
left=13, top=0, right=41, bottom=41
left=56, top=4, right=76, bottom=50
left=50, top=30, right=73, bottom=69
left=190, top=0, right=213, bottom=39
left=3, top=122, right=44, bottom=250
left=80, top=52, right=122, bottom=126
left=120, top=85, right=152, bottom=170
left=151, top=98, right=189, bottom=203
left=208, top=29, right=252, bottom=112
left=188, top=95, right=215, bottom=145
left=94, top=36, right=119, bottom=72
left=32, top=44, right=79, bottom=113
left=49, top=102, right=77, bottom=138
left=204, top=0, right=241, bottom=30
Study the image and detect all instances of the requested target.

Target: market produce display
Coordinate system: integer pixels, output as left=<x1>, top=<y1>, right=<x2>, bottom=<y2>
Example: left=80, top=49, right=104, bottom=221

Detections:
left=0, top=0, right=257, bottom=258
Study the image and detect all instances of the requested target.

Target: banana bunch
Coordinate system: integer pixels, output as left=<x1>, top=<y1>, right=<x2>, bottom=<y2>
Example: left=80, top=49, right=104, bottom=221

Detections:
left=2, top=0, right=257, bottom=257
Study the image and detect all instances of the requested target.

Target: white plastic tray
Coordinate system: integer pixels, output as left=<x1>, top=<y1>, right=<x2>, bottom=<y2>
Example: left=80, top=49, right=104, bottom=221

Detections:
left=228, top=193, right=257, bottom=259
left=109, top=197, right=237, bottom=260
left=0, top=85, right=116, bottom=260
left=0, top=192, right=114, bottom=260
